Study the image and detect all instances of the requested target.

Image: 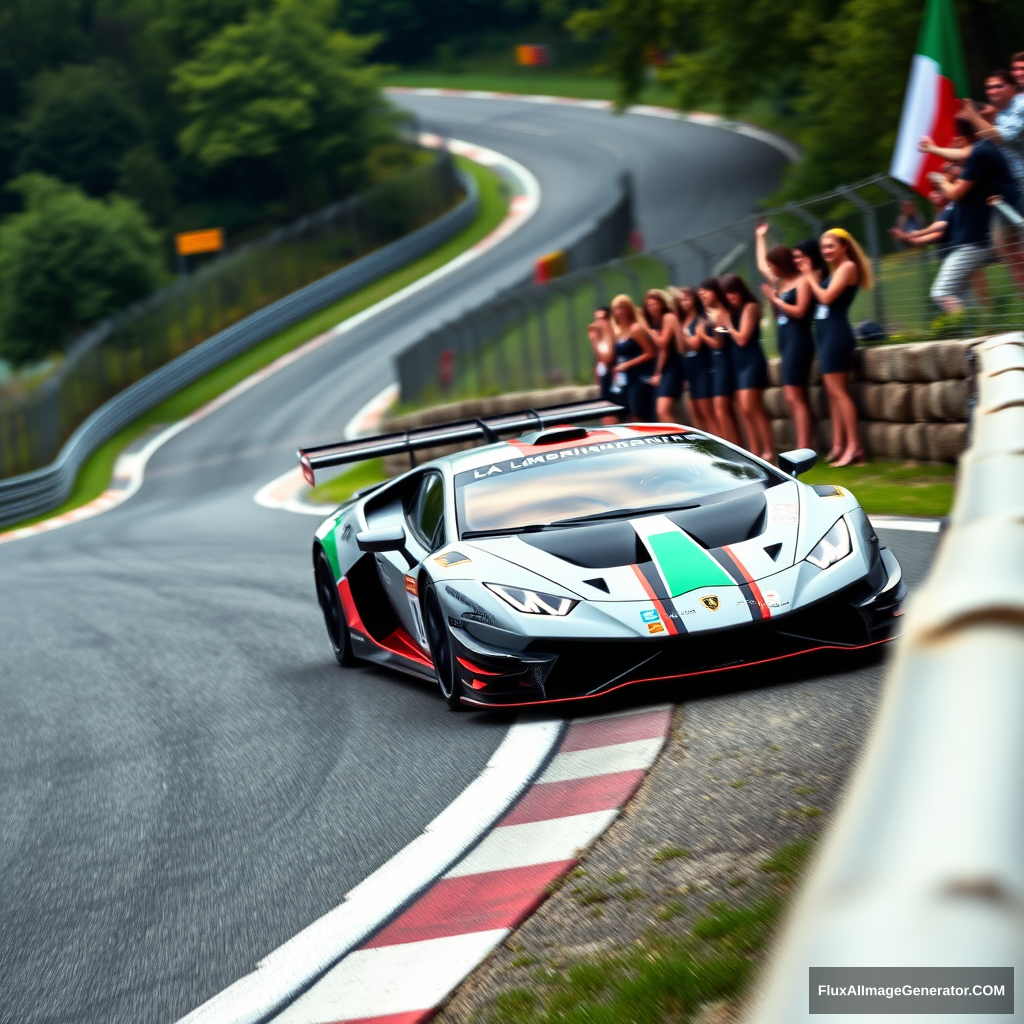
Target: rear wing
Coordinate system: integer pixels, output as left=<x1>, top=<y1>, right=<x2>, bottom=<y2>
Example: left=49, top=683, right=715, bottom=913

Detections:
left=298, top=398, right=621, bottom=486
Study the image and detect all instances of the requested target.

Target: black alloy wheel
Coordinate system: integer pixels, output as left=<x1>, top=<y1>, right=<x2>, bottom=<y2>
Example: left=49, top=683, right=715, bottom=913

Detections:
left=316, top=550, right=356, bottom=666
left=423, top=584, right=462, bottom=710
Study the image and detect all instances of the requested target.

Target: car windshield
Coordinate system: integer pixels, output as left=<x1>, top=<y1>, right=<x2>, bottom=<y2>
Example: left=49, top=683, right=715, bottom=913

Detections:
left=455, top=433, right=777, bottom=536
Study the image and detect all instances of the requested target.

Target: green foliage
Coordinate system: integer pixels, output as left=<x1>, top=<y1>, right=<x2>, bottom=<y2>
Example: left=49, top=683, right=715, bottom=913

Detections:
left=0, top=175, right=164, bottom=363
left=17, top=63, right=146, bottom=197
left=173, top=0, right=391, bottom=203
left=569, top=0, right=1024, bottom=197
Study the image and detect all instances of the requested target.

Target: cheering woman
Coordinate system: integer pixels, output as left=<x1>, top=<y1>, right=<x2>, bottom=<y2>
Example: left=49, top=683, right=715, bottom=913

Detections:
left=798, top=228, right=872, bottom=467
left=756, top=224, right=815, bottom=450
left=674, top=286, right=715, bottom=432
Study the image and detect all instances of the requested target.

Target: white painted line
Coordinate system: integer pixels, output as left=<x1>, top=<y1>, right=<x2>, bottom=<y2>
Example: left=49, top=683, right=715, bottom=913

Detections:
left=253, top=467, right=336, bottom=517
left=272, top=930, right=509, bottom=1024
left=538, top=737, right=665, bottom=784
left=445, top=810, right=619, bottom=877
left=387, top=87, right=800, bottom=162
left=344, top=382, right=400, bottom=440
left=175, top=718, right=562, bottom=1024
left=869, top=515, right=942, bottom=533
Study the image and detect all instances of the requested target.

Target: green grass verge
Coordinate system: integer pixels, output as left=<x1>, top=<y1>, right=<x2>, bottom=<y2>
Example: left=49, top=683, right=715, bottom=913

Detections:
left=4, top=156, right=508, bottom=533
left=802, top=460, right=955, bottom=518
left=308, top=459, right=388, bottom=506
left=483, top=836, right=815, bottom=1024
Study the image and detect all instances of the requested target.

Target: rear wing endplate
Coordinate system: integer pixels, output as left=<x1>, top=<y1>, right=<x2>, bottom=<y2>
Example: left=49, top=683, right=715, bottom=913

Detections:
left=297, top=399, right=621, bottom=486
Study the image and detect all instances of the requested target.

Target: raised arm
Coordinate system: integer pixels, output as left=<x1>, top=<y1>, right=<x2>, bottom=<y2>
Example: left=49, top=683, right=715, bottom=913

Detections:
left=918, top=135, right=972, bottom=163
left=755, top=223, right=776, bottom=284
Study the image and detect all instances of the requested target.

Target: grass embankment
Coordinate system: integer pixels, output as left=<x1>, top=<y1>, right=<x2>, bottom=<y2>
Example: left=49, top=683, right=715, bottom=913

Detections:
left=5, top=157, right=508, bottom=532
left=803, top=460, right=955, bottom=518
left=309, top=458, right=388, bottom=506
left=483, top=836, right=814, bottom=1023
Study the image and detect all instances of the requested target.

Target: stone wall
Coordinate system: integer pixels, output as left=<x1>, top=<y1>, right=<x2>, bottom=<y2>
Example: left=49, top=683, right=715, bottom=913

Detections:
left=381, top=338, right=979, bottom=471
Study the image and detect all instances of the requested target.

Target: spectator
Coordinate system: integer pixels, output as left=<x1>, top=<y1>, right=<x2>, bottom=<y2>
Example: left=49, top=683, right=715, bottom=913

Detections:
left=922, top=72, right=1024, bottom=294
left=926, top=114, right=1019, bottom=310
left=673, top=286, right=716, bottom=433
left=892, top=199, right=925, bottom=248
left=792, top=238, right=828, bottom=282
left=696, top=278, right=742, bottom=446
left=588, top=306, right=614, bottom=402
left=1011, top=52, right=1024, bottom=91
left=798, top=228, right=872, bottom=467
left=606, top=293, right=656, bottom=421
left=642, top=288, right=685, bottom=423
left=756, top=224, right=816, bottom=450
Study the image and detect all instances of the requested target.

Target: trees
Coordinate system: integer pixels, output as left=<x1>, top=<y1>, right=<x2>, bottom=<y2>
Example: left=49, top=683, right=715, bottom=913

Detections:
left=0, top=175, right=164, bottom=364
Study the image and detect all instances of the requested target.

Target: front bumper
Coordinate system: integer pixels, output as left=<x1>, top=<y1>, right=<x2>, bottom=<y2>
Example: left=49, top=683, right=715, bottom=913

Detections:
left=455, top=558, right=906, bottom=707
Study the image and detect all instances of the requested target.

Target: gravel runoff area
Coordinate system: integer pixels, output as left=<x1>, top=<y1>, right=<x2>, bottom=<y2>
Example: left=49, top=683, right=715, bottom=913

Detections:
left=434, top=528, right=939, bottom=1023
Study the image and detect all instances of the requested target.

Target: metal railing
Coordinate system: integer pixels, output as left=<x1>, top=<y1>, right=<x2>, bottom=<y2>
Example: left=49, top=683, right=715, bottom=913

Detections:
left=745, top=331, right=1024, bottom=1022
left=0, top=170, right=479, bottom=528
left=395, top=173, right=1024, bottom=407
left=0, top=152, right=461, bottom=479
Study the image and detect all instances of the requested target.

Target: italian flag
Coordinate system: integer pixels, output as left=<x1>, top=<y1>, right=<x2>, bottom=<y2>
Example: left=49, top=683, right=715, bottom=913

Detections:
left=890, top=0, right=970, bottom=195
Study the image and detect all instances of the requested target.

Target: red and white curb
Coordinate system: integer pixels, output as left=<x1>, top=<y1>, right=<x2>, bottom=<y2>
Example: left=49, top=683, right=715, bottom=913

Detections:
left=387, top=86, right=800, bottom=163
left=0, top=137, right=538, bottom=546
left=264, top=704, right=671, bottom=1024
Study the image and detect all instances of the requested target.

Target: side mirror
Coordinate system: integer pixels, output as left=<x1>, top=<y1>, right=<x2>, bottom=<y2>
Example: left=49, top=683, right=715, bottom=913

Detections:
left=778, top=448, right=817, bottom=478
left=357, top=525, right=415, bottom=568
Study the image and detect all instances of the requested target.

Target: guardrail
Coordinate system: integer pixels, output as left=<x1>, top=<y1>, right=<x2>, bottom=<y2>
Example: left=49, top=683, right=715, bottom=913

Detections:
left=394, top=172, right=1024, bottom=407
left=0, top=152, right=461, bottom=480
left=0, top=169, right=479, bottom=529
left=745, top=330, right=1024, bottom=1022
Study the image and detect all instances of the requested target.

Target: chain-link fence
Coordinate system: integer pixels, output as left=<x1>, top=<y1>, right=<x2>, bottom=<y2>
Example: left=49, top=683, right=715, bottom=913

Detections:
left=396, top=172, right=1024, bottom=407
left=0, top=152, right=461, bottom=478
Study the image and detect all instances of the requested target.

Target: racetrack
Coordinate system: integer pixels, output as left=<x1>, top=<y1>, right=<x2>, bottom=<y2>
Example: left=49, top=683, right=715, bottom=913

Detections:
left=0, top=95, right=921, bottom=1024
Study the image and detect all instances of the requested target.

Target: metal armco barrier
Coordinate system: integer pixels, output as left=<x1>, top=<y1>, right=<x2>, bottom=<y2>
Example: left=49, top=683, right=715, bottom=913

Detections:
left=0, top=171, right=479, bottom=529
left=745, top=330, right=1024, bottom=1024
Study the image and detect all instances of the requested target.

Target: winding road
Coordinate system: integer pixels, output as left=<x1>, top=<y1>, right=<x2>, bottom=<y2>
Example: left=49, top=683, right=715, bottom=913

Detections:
left=0, top=94, right=931, bottom=1024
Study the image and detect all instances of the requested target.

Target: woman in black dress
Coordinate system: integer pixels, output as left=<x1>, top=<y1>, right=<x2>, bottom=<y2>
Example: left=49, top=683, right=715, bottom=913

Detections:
left=674, top=286, right=715, bottom=432
left=696, top=279, right=741, bottom=447
left=606, top=293, right=657, bottom=421
left=756, top=224, right=815, bottom=450
left=798, top=228, right=873, bottom=466
left=643, top=289, right=684, bottom=423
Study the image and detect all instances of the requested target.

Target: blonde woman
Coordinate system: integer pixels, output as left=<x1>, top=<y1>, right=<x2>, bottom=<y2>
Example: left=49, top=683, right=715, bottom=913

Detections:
left=798, top=227, right=873, bottom=467
left=642, top=288, right=684, bottom=423
left=607, top=294, right=656, bottom=421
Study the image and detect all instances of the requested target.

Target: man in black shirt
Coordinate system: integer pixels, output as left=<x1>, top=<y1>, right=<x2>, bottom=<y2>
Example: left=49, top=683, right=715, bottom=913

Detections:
left=928, top=116, right=1018, bottom=310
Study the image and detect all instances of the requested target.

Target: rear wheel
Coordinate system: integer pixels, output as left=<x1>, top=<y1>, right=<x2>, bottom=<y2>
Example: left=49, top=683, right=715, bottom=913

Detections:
left=423, top=584, right=462, bottom=710
left=316, top=550, right=356, bottom=666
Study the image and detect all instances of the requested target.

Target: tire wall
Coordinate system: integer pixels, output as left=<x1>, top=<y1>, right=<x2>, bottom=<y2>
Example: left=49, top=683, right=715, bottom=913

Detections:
left=383, top=338, right=981, bottom=467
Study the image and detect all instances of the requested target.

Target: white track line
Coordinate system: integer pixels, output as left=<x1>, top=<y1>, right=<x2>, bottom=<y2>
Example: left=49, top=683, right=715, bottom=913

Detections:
left=869, top=515, right=942, bottom=533
left=176, top=719, right=562, bottom=1024
left=2, top=136, right=539, bottom=545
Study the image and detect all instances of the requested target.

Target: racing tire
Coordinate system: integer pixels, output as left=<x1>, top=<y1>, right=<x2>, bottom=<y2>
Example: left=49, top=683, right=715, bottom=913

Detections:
left=423, top=584, right=463, bottom=710
left=316, top=550, right=356, bottom=667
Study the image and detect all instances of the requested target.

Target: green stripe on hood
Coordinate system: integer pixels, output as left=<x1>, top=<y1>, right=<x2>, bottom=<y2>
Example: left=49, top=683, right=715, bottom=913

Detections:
left=647, top=530, right=733, bottom=596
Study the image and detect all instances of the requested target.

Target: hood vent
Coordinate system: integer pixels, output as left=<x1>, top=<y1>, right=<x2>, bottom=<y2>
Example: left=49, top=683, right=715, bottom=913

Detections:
left=520, top=522, right=651, bottom=568
left=764, top=542, right=782, bottom=561
left=667, top=489, right=767, bottom=548
left=583, top=577, right=610, bottom=593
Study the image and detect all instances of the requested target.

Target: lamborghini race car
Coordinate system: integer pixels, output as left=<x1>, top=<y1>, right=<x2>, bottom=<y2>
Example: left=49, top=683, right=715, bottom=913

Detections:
left=300, top=400, right=906, bottom=709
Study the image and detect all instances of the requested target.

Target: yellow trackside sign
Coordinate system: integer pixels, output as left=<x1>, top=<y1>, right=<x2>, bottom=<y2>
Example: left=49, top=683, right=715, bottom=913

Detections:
left=175, top=228, right=224, bottom=257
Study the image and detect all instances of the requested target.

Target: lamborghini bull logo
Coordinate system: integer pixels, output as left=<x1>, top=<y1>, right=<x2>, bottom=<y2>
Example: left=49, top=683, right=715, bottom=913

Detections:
left=700, top=595, right=720, bottom=612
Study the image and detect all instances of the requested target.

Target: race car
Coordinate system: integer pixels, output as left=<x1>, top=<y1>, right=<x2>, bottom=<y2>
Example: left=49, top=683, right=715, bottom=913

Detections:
left=300, top=400, right=905, bottom=709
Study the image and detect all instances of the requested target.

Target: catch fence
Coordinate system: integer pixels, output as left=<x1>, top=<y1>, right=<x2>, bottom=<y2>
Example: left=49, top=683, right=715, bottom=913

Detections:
left=0, top=152, right=461, bottom=478
left=396, top=173, right=1024, bottom=406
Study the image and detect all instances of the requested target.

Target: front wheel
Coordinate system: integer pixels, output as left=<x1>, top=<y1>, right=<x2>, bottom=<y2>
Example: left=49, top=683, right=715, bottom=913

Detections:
left=423, top=584, right=462, bottom=710
left=315, top=550, right=356, bottom=667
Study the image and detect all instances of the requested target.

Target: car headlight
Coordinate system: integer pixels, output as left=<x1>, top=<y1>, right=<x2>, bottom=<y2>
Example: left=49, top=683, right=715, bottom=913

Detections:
left=485, top=583, right=578, bottom=616
left=805, top=519, right=852, bottom=569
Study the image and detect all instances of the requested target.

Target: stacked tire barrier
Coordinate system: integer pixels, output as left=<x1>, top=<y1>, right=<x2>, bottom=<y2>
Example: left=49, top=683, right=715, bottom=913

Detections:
left=745, top=331, right=1024, bottom=1023
left=0, top=171, right=478, bottom=529
left=766, top=338, right=972, bottom=462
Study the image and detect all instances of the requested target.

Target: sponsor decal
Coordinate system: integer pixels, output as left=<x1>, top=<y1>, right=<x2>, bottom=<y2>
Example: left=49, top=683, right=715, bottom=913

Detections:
left=435, top=550, right=471, bottom=568
left=647, top=622, right=666, bottom=634
left=340, top=522, right=353, bottom=543
left=404, top=575, right=418, bottom=596
left=771, top=503, right=799, bottom=525
left=464, top=433, right=692, bottom=481
left=640, top=609, right=661, bottom=624
left=762, top=589, right=787, bottom=608
left=701, top=595, right=720, bottom=611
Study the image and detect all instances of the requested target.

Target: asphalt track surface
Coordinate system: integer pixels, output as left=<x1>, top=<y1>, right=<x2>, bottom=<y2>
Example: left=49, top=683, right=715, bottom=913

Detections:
left=0, top=96, right=926, bottom=1024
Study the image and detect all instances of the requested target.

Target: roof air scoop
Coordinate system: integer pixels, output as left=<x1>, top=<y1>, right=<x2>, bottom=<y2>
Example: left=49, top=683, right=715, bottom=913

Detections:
left=530, top=426, right=590, bottom=445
